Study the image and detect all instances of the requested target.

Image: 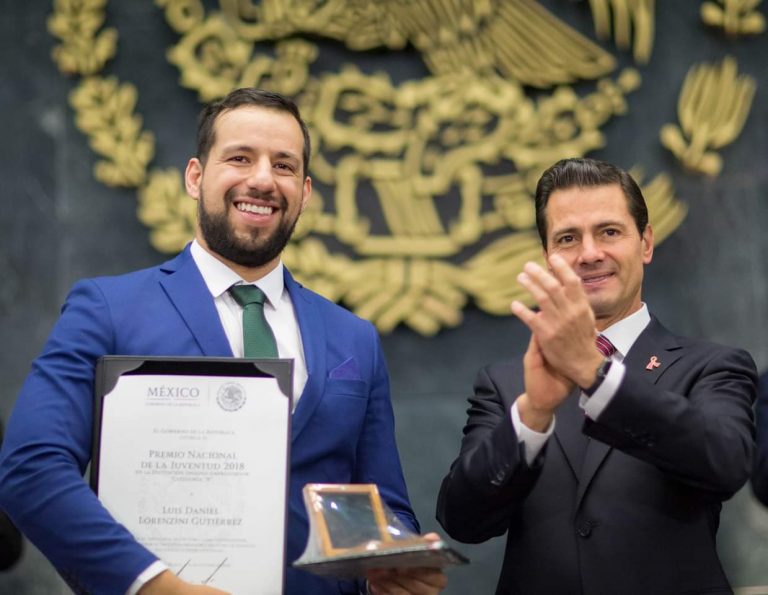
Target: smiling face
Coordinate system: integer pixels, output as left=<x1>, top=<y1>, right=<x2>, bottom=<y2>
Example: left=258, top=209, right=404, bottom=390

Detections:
left=545, top=184, right=654, bottom=330
left=184, top=105, right=311, bottom=280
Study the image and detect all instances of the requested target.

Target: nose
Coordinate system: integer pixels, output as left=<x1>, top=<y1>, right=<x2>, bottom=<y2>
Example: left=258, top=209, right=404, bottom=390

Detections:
left=245, top=158, right=277, bottom=193
left=578, top=235, right=604, bottom=264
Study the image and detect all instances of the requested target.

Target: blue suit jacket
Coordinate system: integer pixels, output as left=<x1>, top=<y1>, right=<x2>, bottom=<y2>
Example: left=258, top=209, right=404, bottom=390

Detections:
left=0, top=247, right=418, bottom=595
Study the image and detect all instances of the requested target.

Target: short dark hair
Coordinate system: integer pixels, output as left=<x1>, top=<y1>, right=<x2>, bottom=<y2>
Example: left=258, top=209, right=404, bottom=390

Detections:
left=534, top=157, right=648, bottom=248
left=196, top=88, right=311, bottom=175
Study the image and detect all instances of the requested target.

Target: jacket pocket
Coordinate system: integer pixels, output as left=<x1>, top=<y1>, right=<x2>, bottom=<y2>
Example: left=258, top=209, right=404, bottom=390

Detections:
left=324, top=378, right=368, bottom=398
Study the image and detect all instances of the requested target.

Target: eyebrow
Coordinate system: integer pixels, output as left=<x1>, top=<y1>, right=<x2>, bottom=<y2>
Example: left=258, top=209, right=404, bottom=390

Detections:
left=219, top=145, right=299, bottom=162
left=219, top=144, right=254, bottom=155
left=551, top=226, right=579, bottom=238
left=550, top=220, right=628, bottom=238
left=272, top=150, right=299, bottom=163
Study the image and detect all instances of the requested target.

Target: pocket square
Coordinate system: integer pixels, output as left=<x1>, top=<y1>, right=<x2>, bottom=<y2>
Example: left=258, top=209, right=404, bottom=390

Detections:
left=328, top=357, right=361, bottom=380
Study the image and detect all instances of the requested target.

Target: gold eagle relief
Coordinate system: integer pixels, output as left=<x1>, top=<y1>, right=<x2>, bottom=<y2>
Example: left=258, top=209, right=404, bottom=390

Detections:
left=52, top=0, right=690, bottom=335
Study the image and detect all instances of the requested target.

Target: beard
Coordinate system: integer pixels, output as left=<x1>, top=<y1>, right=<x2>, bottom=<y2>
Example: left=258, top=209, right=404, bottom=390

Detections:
left=198, top=187, right=300, bottom=268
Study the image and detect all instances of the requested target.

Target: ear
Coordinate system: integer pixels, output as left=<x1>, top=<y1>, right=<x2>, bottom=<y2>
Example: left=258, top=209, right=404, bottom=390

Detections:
left=185, top=158, right=203, bottom=200
left=641, top=224, right=654, bottom=264
left=300, top=176, right=312, bottom=213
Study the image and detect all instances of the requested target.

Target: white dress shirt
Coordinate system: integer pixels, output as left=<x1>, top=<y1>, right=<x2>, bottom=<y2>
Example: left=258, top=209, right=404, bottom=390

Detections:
left=190, top=240, right=308, bottom=406
left=511, top=305, right=651, bottom=465
left=127, top=241, right=309, bottom=595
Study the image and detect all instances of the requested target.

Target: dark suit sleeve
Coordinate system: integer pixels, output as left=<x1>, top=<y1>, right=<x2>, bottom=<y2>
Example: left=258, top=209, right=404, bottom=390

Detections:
left=0, top=281, right=158, bottom=594
left=0, top=422, right=22, bottom=571
left=437, top=363, right=543, bottom=543
left=752, top=371, right=768, bottom=506
left=584, top=345, right=756, bottom=497
left=0, top=510, right=21, bottom=571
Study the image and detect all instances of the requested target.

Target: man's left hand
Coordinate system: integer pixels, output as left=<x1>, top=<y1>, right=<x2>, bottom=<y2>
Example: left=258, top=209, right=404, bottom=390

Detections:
left=366, top=567, right=447, bottom=595
left=365, top=533, right=447, bottom=594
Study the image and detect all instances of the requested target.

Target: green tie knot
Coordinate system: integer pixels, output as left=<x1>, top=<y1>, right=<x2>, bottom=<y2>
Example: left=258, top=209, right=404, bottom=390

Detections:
left=229, top=284, right=268, bottom=308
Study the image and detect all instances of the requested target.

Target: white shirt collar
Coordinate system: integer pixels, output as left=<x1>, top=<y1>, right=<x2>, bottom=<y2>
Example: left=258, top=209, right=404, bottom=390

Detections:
left=190, top=240, right=285, bottom=306
left=600, top=303, right=651, bottom=358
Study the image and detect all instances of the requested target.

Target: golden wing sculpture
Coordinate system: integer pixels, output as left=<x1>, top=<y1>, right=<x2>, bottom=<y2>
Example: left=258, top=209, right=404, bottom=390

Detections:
left=220, top=0, right=616, bottom=87
left=588, top=0, right=655, bottom=63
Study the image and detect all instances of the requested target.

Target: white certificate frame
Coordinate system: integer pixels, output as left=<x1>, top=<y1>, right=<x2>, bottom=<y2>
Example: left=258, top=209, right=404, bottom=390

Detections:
left=91, top=356, right=293, bottom=595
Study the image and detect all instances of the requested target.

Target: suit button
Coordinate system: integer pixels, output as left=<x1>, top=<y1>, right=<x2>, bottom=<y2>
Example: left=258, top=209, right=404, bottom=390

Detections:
left=577, top=521, right=593, bottom=538
left=490, top=466, right=509, bottom=486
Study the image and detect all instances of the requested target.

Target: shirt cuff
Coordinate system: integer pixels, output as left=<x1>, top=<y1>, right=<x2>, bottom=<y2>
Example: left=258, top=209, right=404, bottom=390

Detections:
left=510, top=400, right=555, bottom=466
left=580, top=358, right=626, bottom=419
left=126, top=560, right=168, bottom=595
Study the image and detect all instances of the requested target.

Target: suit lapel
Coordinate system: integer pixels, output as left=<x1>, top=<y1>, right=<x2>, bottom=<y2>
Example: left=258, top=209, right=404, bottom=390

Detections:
left=158, top=247, right=232, bottom=357
left=622, top=318, right=682, bottom=385
left=284, top=270, right=327, bottom=443
left=554, top=388, right=590, bottom=479
left=575, top=318, right=682, bottom=508
left=576, top=438, right=611, bottom=508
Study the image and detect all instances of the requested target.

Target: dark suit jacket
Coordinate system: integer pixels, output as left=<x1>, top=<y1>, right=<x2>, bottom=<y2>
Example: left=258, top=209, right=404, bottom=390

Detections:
left=752, top=370, right=768, bottom=505
left=0, top=423, right=21, bottom=571
left=0, top=246, right=417, bottom=595
left=437, top=317, right=756, bottom=595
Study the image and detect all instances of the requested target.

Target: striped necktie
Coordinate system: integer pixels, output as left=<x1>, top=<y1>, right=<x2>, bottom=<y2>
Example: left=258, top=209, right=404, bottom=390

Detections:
left=595, top=334, right=616, bottom=358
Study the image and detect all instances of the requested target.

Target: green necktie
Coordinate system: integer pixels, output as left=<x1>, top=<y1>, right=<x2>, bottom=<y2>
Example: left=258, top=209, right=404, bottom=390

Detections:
left=229, top=285, right=278, bottom=358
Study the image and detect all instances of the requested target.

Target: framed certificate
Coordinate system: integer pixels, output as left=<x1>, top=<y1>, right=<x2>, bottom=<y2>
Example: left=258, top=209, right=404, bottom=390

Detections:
left=91, top=356, right=293, bottom=595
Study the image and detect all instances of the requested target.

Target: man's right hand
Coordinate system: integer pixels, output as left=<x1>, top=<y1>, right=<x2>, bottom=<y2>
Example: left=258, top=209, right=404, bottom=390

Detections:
left=516, top=334, right=573, bottom=432
left=138, top=571, right=230, bottom=595
left=511, top=256, right=601, bottom=387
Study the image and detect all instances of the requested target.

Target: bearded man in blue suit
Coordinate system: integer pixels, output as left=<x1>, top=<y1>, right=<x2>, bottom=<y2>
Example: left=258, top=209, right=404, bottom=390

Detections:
left=0, top=89, right=446, bottom=595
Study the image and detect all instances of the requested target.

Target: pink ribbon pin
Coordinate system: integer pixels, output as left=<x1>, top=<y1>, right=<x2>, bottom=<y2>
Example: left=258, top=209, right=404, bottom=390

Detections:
left=646, top=356, right=661, bottom=371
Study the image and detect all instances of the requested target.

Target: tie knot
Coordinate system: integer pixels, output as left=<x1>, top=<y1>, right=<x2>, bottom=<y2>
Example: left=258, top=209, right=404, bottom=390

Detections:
left=229, top=284, right=267, bottom=308
left=595, top=334, right=616, bottom=358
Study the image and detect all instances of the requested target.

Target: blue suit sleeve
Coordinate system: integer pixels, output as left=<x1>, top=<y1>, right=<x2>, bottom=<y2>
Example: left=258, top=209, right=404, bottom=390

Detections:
left=351, top=325, right=419, bottom=535
left=0, top=280, right=158, bottom=594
